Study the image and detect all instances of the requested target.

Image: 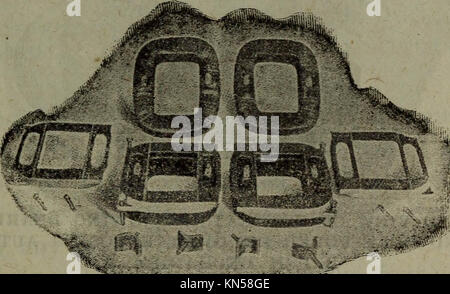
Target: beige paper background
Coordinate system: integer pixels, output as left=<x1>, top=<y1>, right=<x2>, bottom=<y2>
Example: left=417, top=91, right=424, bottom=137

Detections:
left=0, top=0, right=448, bottom=273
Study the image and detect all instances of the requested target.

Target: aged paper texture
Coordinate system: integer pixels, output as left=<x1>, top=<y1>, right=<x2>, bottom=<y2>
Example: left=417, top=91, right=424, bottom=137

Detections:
left=0, top=0, right=449, bottom=274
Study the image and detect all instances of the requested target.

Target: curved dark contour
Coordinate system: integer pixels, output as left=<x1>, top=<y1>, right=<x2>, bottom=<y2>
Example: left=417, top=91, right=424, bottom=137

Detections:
left=124, top=206, right=218, bottom=226
left=233, top=210, right=326, bottom=228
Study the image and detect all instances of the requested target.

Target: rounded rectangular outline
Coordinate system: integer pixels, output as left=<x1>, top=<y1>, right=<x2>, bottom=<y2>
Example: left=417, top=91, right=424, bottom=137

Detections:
left=234, top=39, right=321, bottom=135
left=14, top=122, right=111, bottom=181
left=133, top=37, right=220, bottom=137
left=229, top=143, right=333, bottom=227
left=330, top=132, right=429, bottom=190
left=120, top=142, right=221, bottom=225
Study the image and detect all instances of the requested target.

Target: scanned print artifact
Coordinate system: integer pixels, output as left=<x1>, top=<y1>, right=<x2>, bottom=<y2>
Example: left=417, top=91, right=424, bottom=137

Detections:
left=0, top=0, right=449, bottom=274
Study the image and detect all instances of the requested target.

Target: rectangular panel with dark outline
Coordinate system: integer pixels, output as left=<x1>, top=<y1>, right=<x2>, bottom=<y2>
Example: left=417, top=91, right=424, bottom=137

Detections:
left=330, top=132, right=428, bottom=191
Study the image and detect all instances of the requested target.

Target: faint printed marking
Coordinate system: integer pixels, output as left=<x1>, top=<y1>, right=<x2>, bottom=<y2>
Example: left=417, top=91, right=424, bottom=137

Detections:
left=376, top=204, right=394, bottom=222
left=0, top=213, right=33, bottom=226
left=66, top=0, right=81, bottom=17
left=292, top=237, right=323, bottom=269
left=403, top=207, right=422, bottom=225
left=171, top=108, right=280, bottom=162
left=323, top=199, right=337, bottom=227
left=326, top=199, right=338, bottom=214
left=323, top=214, right=336, bottom=227
left=66, top=252, right=81, bottom=274
left=422, top=187, right=434, bottom=195
left=177, top=231, right=203, bottom=255
left=33, top=193, right=47, bottom=211
left=366, top=252, right=381, bottom=274
left=366, top=0, right=381, bottom=17
left=119, top=212, right=126, bottom=226
left=64, top=194, right=76, bottom=211
left=231, top=234, right=259, bottom=257
left=114, top=232, right=142, bottom=255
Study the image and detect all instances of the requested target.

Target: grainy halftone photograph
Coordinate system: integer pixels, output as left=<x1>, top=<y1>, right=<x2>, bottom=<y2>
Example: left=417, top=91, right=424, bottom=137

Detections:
left=0, top=0, right=449, bottom=276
